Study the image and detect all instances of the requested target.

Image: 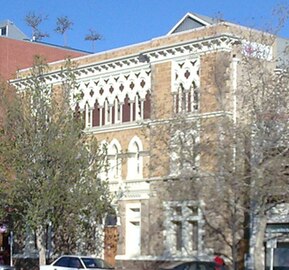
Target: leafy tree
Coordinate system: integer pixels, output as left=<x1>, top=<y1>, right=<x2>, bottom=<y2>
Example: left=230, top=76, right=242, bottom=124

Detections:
left=0, top=57, right=111, bottom=266
left=24, top=12, right=49, bottom=41
left=55, top=16, right=73, bottom=46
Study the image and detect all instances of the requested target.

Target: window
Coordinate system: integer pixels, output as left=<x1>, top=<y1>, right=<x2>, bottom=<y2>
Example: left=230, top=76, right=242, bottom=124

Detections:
left=144, top=91, right=151, bottom=119
left=190, top=221, right=199, bottom=251
left=126, top=203, right=141, bottom=257
left=54, top=257, right=83, bottom=268
left=114, top=98, right=122, bottom=123
left=104, top=99, right=111, bottom=125
left=192, top=83, right=199, bottom=111
left=174, top=221, right=182, bottom=251
left=122, top=95, right=130, bottom=122
left=98, top=140, right=109, bottom=181
left=164, top=201, right=203, bottom=255
left=135, top=93, right=143, bottom=121
left=175, top=83, right=199, bottom=114
left=170, top=127, right=200, bottom=177
left=0, top=26, right=7, bottom=36
left=85, top=103, right=93, bottom=128
left=92, top=101, right=100, bottom=127
left=127, top=137, right=143, bottom=180
left=54, top=257, right=69, bottom=267
left=108, top=140, right=122, bottom=180
left=173, top=59, right=200, bottom=114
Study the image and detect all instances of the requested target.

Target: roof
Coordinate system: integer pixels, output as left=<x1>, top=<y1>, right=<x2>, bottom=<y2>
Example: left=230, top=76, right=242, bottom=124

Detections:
left=167, top=12, right=223, bottom=35
left=0, top=20, right=28, bottom=40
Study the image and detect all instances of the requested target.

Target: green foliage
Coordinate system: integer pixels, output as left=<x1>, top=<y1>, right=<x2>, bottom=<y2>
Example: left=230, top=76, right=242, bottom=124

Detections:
left=0, top=56, right=111, bottom=255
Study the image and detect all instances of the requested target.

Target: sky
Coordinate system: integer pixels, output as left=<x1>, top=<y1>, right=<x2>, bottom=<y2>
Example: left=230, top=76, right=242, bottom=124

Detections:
left=1, top=0, right=289, bottom=53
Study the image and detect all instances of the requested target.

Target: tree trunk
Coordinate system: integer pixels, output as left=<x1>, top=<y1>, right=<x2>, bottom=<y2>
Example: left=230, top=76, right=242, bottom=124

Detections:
left=253, top=210, right=267, bottom=270
left=36, top=226, right=46, bottom=266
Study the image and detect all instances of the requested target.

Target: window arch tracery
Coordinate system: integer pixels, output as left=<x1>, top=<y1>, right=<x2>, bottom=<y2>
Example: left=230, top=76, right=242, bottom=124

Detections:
left=172, top=58, right=200, bottom=114
left=74, top=68, right=151, bottom=128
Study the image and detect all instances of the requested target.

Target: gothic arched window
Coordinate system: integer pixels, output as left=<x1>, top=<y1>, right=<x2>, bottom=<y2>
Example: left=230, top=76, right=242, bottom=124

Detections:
left=127, top=136, right=143, bottom=180
left=108, top=140, right=122, bottom=180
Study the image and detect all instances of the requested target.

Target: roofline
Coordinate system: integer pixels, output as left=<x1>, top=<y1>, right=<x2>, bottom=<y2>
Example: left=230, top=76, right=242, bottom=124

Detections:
left=167, top=12, right=212, bottom=35
left=0, top=35, right=91, bottom=54
left=32, top=40, right=92, bottom=54
left=15, top=20, right=276, bottom=76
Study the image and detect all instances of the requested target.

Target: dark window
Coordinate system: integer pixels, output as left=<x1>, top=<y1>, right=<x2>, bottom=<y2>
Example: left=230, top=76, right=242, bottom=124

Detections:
left=92, top=101, right=100, bottom=127
left=112, top=105, right=115, bottom=124
left=102, top=107, right=105, bottom=126
left=82, top=258, right=111, bottom=269
left=68, top=257, right=83, bottom=268
left=1, top=27, right=6, bottom=36
left=123, top=95, right=130, bottom=122
left=144, top=91, right=151, bottom=119
left=54, top=257, right=70, bottom=267
left=174, top=221, right=182, bottom=251
left=187, top=91, right=191, bottom=112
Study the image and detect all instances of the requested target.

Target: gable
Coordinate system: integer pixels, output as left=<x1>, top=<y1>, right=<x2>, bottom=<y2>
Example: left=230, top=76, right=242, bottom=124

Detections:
left=168, top=12, right=214, bottom=35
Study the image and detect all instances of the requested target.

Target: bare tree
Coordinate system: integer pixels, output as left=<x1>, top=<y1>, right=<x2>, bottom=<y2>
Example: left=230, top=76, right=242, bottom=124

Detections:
left=24, top=11, right=49, bottom=41
left=85, top=28, right=102, bottom=52
left=55, top=16, right=73, bottom=47
left=144, top=17, right=289, bottom=270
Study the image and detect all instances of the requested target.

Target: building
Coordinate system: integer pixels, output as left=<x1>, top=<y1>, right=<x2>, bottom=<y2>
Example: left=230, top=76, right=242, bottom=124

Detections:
left=0, top=19, right=91, bottom=268
left=0, top=19, right=89, bottom=80
left=12, top=13, right=289, bottom=270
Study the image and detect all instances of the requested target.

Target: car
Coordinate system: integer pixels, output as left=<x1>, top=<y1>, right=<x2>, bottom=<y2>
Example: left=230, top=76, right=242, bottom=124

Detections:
left=40, top=255, right=113, bottom=270
left=0, top=265, right=14, bottom=270
left=159, top=261, right=227, bottom=270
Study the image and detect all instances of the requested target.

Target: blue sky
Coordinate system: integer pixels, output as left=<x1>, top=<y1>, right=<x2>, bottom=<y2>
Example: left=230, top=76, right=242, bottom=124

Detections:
left=2, top=0, right=289, bottom=53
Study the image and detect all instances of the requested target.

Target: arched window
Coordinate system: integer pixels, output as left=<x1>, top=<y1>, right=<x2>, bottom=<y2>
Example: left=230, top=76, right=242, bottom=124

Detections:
left=104, top=98, right=111, bottom=125
left=108, top=139, right=122, bottom=180
left=127, top=136, right=143, bottom=180
left=191, top=81, right=199, bottom=112
left=99, top=140, right=109, bottom=181
left=114, top=98, right=122, bottom=124
left=135, top=93, right=143, bottom=121
left=85, top=102, right=93, bottom=128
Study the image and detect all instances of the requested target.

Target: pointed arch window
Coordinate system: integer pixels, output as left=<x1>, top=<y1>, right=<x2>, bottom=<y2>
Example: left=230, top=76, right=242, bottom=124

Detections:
left=175, top=82, right=199, bottom=114
left=85, top=102, right=93, bottom=128
left=114, top=98, right=122, bottom=124
left=191, top=81, right=199, bottom=112
left=144, top=91, right=151, bottom=119
left=92, top=101, right=100, bottom=127
left=104, top=98, right=112, bottom=125
left=108, top=141, right=122, bottom=180
left=127, top=137, right=143, bottom=180
left=134, top=93, right=143, bottom=121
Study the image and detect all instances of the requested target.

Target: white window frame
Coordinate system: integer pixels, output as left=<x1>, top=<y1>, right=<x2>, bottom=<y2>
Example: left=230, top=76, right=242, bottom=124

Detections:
left=108, top=139, right=122, bottom=180
left=127, top=136, right=143, bottom=180
left=163, top=201, right=203, bottom=255
left=125, top=203, right=141, bottom=257
left=85, top=103, right=93, bottom=128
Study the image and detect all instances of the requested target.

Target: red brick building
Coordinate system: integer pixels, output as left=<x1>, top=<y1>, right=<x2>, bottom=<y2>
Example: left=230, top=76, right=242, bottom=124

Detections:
left=0, top=20, right=89, bottom=80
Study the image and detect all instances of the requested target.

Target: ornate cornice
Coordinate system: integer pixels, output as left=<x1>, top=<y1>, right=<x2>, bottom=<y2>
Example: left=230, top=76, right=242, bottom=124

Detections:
left=11, top=34, right=239, bottom=90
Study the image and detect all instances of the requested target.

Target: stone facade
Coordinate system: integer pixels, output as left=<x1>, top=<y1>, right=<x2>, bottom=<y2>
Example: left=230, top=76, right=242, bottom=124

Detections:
left=12, top=13, right=288, bottom=270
